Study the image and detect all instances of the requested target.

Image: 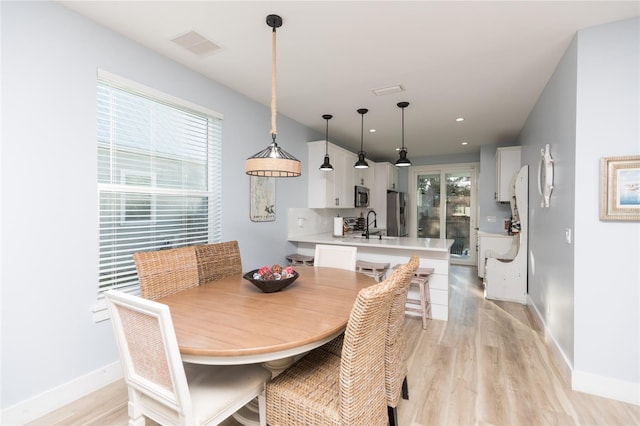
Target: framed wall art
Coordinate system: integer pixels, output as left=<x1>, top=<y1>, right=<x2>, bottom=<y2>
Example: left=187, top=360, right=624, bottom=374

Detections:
left=250, top=176, right=276, bottom=222
left=600, top=155, right=640, bottom=221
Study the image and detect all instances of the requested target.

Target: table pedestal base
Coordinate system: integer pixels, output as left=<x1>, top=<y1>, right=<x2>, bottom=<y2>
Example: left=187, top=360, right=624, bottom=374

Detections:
left=232, top=356, right=298, bottom=426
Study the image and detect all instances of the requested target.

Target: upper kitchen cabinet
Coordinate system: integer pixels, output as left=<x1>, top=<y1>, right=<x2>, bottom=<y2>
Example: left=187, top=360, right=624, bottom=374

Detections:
left=495, top=146, right=521, bottom=202
left=354, top=161, right=375, bottom=189
left=375, top=162, right=399, bottom=191
left=308, top=141, right=356, bottom=208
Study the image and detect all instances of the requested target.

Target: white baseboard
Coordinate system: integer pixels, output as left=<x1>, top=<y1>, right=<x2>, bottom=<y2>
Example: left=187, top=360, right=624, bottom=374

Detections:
left=1, top=361, right=123, bottom=425
left=573, top=369, right=640, bottom=405
left=526, top=295, right=639, bottom=406
left=526, top=296, right=573, bottom=386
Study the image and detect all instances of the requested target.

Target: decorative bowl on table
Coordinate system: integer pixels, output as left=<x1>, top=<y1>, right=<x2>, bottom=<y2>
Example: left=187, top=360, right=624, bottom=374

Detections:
left=243, top=265, right=299, bottom=293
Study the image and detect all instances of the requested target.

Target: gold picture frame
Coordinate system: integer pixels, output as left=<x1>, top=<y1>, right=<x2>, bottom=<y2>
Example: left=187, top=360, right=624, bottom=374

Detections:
left=600, top=155, right=640, bottom=221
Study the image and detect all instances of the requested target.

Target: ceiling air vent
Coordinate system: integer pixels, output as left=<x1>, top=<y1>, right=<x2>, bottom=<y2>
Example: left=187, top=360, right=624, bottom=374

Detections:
left=171, top=30, right=221, bottom=56
left=372, top=85, right=404, bottom=96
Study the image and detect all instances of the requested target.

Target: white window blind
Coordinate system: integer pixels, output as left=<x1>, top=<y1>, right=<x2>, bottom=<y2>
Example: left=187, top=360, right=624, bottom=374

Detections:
left=97, top=72, right=222, bottom=297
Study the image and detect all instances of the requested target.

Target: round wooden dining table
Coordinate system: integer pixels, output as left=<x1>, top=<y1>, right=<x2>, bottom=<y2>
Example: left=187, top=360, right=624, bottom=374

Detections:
left=157, top=266, right=375, bottom=367
left=157, top=266, right=375, bottom=426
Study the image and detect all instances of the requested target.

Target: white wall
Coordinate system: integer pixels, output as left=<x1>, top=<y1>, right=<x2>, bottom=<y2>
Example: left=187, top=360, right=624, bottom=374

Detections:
left=519, top=17, right=639, bottom=404
left=0, top=1, right=320, bottom=417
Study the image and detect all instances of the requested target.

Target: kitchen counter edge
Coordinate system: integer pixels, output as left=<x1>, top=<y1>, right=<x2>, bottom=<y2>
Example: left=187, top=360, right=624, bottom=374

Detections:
left=288, top=233, right=454, bottom=252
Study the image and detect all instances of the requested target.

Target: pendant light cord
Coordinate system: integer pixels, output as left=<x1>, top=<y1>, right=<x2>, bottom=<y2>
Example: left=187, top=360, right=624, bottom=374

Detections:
left=271, top=28, right=278, bottom=139
left=360, top=112, right=364, bottom=151
left=401, top=107, right=405, bottom=149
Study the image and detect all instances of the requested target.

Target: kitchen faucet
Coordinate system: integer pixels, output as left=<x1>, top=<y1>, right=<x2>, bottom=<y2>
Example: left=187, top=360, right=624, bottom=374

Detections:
left=363, top=210, right=377, bottom=239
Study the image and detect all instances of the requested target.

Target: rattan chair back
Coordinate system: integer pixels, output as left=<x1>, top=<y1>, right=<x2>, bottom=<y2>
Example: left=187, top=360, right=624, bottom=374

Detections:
left=385, top=255, right=419, bottom=407
left=195, top=241, right=242, bottom=284
left=133, top=246, right=199, bottom=301
left=338, top=272, right=399, bottom=425
left=266, top=273, right=398, bottom=426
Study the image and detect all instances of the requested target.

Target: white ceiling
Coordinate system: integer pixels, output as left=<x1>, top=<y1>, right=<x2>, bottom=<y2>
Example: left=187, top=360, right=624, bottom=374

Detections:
left=60, top=1, right=638, bottom=163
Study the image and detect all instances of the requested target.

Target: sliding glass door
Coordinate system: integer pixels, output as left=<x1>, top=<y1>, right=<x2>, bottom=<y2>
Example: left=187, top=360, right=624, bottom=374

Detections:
left=409, top=163, right=478, bottom=265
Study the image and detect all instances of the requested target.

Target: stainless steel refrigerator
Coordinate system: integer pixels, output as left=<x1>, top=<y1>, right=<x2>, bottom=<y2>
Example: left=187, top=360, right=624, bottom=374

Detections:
left=387, top=191, right=408, bottom=237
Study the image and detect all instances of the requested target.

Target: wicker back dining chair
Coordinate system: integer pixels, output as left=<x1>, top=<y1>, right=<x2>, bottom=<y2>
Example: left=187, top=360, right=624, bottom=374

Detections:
left=265, top=271, right=399, bottom=425
left=105, top=290, right=271, bottom=426
left=133, top=246, right=199, bottom=301
left=318, top=255, right=419, bottom=426
left=385, top=255, right=419, bottom=425
left=195, top=241, right=243, bottom=284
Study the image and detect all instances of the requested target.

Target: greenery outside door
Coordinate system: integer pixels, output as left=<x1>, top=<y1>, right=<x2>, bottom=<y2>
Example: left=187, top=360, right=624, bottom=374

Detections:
left=409, top=163, right=478, bottom=266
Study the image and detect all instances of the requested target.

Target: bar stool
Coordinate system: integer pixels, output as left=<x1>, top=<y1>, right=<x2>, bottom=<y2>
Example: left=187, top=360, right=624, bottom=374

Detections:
left=285, top=253, right=314, bottom=267
left=393, top=265, right=434, bottom=329
left=355, top=260, right=390, bottom=283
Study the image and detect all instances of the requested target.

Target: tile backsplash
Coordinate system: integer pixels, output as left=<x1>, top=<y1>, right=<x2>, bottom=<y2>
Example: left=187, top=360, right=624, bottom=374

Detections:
left=287, top=208, right=361, bottom=238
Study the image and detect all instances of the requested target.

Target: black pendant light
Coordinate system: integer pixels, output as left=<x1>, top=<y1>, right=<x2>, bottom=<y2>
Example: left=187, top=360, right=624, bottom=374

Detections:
left=354, top=108, right=369, bottom=169
left=395, top=101, right=411, bottom=167
left=245, top=14, right=301, bottom=177
left=319, top=114, right=334, bottom=171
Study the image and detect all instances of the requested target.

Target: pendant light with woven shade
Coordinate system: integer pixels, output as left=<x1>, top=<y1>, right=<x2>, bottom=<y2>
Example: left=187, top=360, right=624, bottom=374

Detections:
left=395, top=101, right=411, bottom=167
left=245, top=14, right=301, bottom=177
left=354, top=108, right=369, bottom=169
left=319, top=114, right=334, bottom=171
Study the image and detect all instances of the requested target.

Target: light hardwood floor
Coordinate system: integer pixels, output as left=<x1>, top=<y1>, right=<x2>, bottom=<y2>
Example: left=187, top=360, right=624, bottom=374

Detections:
left=28, top=266, right=639, bottom=426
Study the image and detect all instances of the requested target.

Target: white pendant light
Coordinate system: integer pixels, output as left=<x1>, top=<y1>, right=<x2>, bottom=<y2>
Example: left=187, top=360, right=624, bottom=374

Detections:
left=319, top=114, right=334, bottom=171
left=245, top=14, right=301, bottom=177
left=395, top=101, right=411, bottom=167
left=354, top=108, right=369, bottom=169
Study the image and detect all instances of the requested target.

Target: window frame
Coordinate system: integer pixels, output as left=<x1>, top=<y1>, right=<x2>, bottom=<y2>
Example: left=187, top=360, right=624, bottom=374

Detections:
left=93, top=70, right=223, bottom=322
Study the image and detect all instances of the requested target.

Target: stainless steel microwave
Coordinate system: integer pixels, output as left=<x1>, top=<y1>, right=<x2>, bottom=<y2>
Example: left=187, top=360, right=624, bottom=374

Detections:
left=354, top=185, right=370, bottom=207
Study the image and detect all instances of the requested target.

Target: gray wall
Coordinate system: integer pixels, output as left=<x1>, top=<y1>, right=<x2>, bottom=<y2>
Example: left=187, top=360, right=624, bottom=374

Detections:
left=1, top=1, right=320, bottom=409
left=519, top=17, right=639, bottom=397
left=519, top=35, right=578, bottom=364
left=573, top=17, right=639, bottom=388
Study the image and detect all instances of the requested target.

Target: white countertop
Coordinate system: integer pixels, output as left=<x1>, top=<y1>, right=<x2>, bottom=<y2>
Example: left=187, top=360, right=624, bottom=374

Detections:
left=289, top=232, right=454, bottom=252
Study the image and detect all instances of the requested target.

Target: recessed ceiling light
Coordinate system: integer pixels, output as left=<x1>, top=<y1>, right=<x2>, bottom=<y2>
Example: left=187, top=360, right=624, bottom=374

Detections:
left=455, top=117, right=464, bottom=122
left=369, top=129, right=376, bottom=133
left=461, top=141, right=469, bottom=145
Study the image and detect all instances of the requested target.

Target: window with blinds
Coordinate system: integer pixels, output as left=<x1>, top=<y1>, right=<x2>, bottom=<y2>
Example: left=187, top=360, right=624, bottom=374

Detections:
left=97, top=72, right=222, bottom=297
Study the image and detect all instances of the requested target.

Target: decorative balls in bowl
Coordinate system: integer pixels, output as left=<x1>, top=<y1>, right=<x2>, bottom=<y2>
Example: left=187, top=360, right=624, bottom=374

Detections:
left=243, top=264, right=299, bottom=293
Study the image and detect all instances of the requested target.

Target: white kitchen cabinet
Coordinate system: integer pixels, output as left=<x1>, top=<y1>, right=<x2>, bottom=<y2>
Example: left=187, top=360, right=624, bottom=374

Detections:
left=495, top=146, right=521, bottom=202
left=354, top=162, right=375, bottom=188
left=374, top=162, right=398, bottom=191
left=387, top=163, right=399, bottom=191
left=308, top=141, right=356, bottom=208
left=477, top=231, right=515, bottom=278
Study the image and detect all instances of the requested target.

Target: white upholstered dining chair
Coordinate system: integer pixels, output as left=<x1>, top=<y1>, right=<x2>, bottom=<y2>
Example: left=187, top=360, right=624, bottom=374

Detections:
left=105, top=290, right=271, bottom=426
left=313, top=244, right=357, bottom=271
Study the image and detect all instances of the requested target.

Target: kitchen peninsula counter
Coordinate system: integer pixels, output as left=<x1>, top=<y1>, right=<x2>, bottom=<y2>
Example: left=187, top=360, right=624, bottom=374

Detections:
left=288, top=233, right=454, bottom=321
left=289, top=233, right=453, bottom=252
